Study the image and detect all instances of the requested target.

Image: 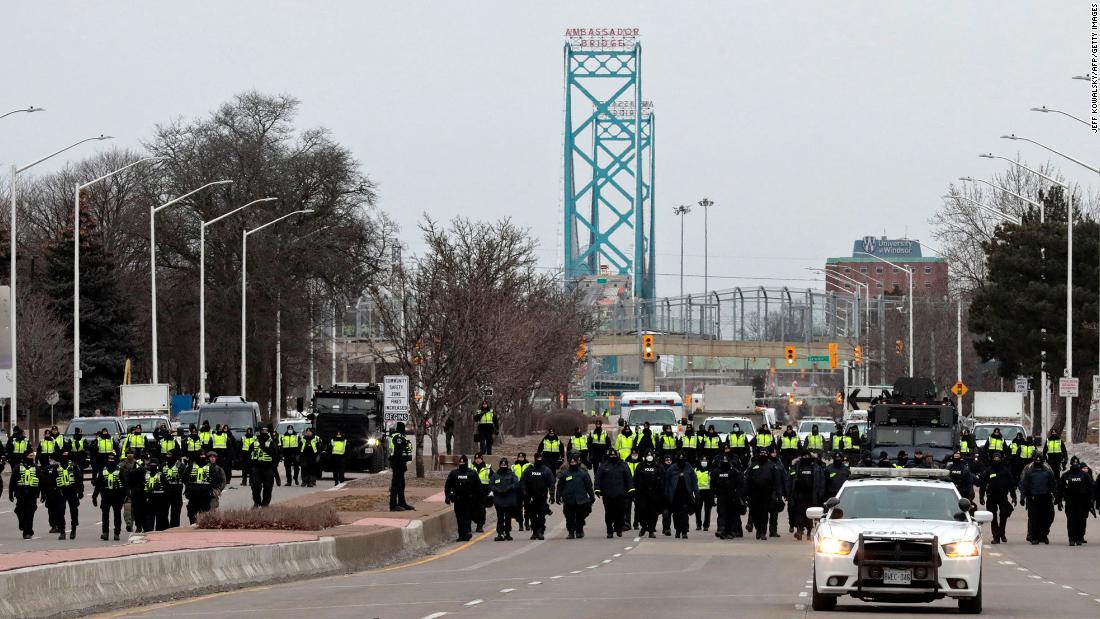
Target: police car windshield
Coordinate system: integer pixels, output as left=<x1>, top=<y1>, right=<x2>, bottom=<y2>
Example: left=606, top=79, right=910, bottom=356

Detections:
left=66, top=419, right=118, bottom=436
left=125, top=419, right=165, bottom=432
left=915, top=428, right=954, bottom=447
left=627, top=409, right=677, bottom=426
left=831, top=485, right=966, bottom=521
left=315, top=396, right=377, bottom=415
left=798, top=420, right=836, bottom=434
left=974, top=426, right=1022, bottom=441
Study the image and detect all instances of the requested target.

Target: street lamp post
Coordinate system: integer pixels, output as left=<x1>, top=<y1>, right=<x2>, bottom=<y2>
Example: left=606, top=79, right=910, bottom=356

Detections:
left=855, top=252, right=913, bottom=377
left=9, top=135, right=112, bottom=432
left=199, top=197, right=275, bottom=404
left=74, top=156, right=164, bottom=418
left=150, top=180, right=233, bottom=383
left=673, top=205, right=691, bottom=298
left=698, top=198, right=713, bottom=295
left=943, top=194, right=1022, bottom=225
left=241, top=209, right=314, bottom=397
left=0, top=106, right=44, bottom=120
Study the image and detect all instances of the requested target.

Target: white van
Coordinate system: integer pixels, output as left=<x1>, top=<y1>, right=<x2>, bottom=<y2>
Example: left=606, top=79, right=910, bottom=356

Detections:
left=619, top=391, right=685, bottom=434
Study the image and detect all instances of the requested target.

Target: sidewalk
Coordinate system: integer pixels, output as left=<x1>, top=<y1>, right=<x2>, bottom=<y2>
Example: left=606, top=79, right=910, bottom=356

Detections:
left=0, top=476, right=456, bottom=618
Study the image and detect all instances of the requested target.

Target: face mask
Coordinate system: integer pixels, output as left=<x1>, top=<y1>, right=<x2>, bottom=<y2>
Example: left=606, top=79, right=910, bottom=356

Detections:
left=732, top=426, right=740, bottom=432
left=646, top=455, right=654, bottom=462
left=699, top=461, right=707, bottom=469
left=574, top=432, right=581, bottom=438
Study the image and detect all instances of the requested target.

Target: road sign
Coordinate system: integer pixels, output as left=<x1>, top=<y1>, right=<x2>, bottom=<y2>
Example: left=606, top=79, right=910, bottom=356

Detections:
left=1093, top=375, right=1100, bottom=401
left=807, top=355, right=829, bottom=362
left=1014, top=377, right=1029, bottom=394
left=45, top=390, right=59, bottom=406
left=950, top=382, right=968, bottom=397
left=583, top=391, right=597, bottom=398
left=383, top=375, right=410, bottom=424
left=1059, top=377, right=1079, bottom=398
left=481, top=386, right=494, bottom=397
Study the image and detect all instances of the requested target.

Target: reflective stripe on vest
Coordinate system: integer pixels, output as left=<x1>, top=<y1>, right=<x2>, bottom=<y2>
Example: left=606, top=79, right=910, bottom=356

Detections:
left=103, top=470, right=122, bottom=489
left=541, top=438, right=561, bottom=454
left=477, top=466, right=490, bottom=485
left=191, top=465, right=209, bottom=484
left=71, top=439, right=84, bottom=452
left=187, top=438, right=203, bottom=452
left=781, top=436, right=799, bottom=450
left=199, top=431, right=211, bottom=444
left=213, top=434, right=228, bottom=449
left=681, top=436, right=698, bottom=449
left=144, top=472, right=161, bottom=492
left=18, top=465, right=38, bottom=487
left=241, top=437, right=256, bottom=451
left=160, top=439, right=177, bottom=454
left=512, top=463, right=530, bottom=478
left=97, top=438, right=114, bottom=454
left=12, top=439, right=28, bottom=454
left=1019, top=445, right=1035, bottom=459
left=661, top=435, right=678, bottom=449
left=987, top=438, right=1004, bottom=451
left=728, top=434, right=747, bottom=448
left=696, top=469, right=710, bottom=490
left=252, top=441, right=274, bottom=461
left=478, top=410, right=495, bottom=425
left=960, top=441, right=970, bottom=453
left=331, top=440, right=346, bottom=455
left=1047, top=439, right=1062, bottom=454
left=56, top=465, right=75, bottom=487
left=614, top=434, right=634, bottom=458
left=164, top=464, right=181, bottom=484
left=130, top=435, right=146, bottom=449
left=589, top=431, right=608, bottom=445
left=755, top=434, right=773, bottom=448
left=280, top=434, right=299, bottom=449
left=702, top=436, right=720, bottom=450
left=571, top=436, right=588, bottom=451
left=40, top=440, right=56, bottom=454
left=806, top=435, right=824, bottom=450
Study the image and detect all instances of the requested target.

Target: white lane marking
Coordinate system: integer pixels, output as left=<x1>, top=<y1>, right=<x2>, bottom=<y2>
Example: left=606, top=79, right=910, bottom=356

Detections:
left=804, top=585, right=812, bottom=589
left=633, top=537, right=641, bottom=542
left=989, top=552, right=1002, bottom=556
left=528, top=581, right=542, bottom=585
left=1094, top=598, right=1100, bottom=603
left=613, top=553, right=622, bottom=557
left=795, top=604, right=805, bottom=611
left=422, top=614, right=448, bottom=619
left=1063, top=585, right=1073, bottom=589
left=1044, top=581, right=1055, bottom=584
left=586, top=565, right=598, bottom=569
left=1002, top=560, right=1016, bottom=565
left=1028, top=575, right=1041, bottom=579
left=624, top=546, right=633, bottom=550
left=570, top=570, right=582, bottom=574
left=551, top=575, right=562, bottom=580
left=805, top=580, right=812, bottom=584
left=1017, top=567, right=1028, bottom=572
left=1077, top=592, right=1088, bottom=596
left=602, top=559, right=612, bottom=564
left=500, top=588, right=515, bottom=593
left=464, top=600, right=482, bottom=607
left=798, top=592, right=808, bottom=597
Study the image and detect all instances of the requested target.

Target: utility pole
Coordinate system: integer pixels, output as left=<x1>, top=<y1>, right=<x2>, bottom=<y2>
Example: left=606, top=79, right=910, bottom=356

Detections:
left=698, top=198, right=713, bottom=295
left=673, top=205, right=691, bottom=298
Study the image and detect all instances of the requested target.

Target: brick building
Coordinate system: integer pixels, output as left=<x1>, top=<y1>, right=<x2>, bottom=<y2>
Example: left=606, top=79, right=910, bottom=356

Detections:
left=824, top=236, right=948, bottom=297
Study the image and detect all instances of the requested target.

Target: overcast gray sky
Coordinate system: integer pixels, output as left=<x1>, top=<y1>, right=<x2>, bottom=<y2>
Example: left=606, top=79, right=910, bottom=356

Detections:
left=2, top=1, right=1095, bottom=297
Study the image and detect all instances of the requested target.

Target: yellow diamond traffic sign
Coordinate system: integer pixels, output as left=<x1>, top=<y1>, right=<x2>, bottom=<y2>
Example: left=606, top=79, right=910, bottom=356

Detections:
left=950, top=382, right=968, bottom=397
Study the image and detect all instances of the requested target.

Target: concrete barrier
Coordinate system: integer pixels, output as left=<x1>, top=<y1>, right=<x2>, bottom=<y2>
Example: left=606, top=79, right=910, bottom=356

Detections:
left=0, top=509, right=458, bottom=619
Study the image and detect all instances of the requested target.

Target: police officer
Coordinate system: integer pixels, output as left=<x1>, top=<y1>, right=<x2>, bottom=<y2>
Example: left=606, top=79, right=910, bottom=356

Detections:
left=595, top=448, right=633, bottom=538
left=1058, top=459, right=1094, bottom=546
left=49, top=450, right=83, bottom=540
left=280, top=425, right=301, bottom=485
left=568, top=427, right=589, bottom=467
left=804, top=424, right=826, bottom=455
left=985, top=428, right=1008, bottom=460
left=511, top=452, right=531, bottom=530
left=198, top=421, right=213, bottom=452
left=680, top=425, right=699, bottom=466
left=659, top=453, right=675, bottom=535
left=536, top=428, right=564, bottom=472
left=946, top=451, right=975, bottom=504
left=1044, top=430, right=1068, bottom=480
left=471, top=453, right=491, bottom=533
left=10, top=451, right=41, bottom=539
left=300, top=428, right=321, bottom=488
left=823, top=452, right=849, bottom=500
left=624, top=449, right=641, bottom=529
left=636, top=423, right=656, bottom=457
left=92, top=453, right=126, bottom=540
left=694, top=457, right=714, bottom=531
left=156, top=427, right=179, bottom=463
left=162, top=453, right=185, bottom=528
left=664, top=451, right=698, bottom=539
left=5, top=427, right=29, bottom=490
left=519, top=452, right=554, bottom=540
left=830, top=428, right=853, bottom=457
left=184, top=452, right=217, bottom=524
left=657, top=426, right=679, bottom=460
left=843, top=425, right=862, bottom=463
left=211, top=424, right=234, bottom=483
left=613, top=425, right=636, bottom=460
left=328, top=430, right=348, bottom=485
left=184, top=426, right=205, bottom=463
left=489, top=458, right=521, bottom=541
left=789, top=450, right=824, bottom=541
left=556, top=453, right=595, bottom=539
left=143, top=458, right=169, bottom=532
left=1019, top=454, right=1056, bottom=545
left=70, top=428, right=89, bottom=472
left=389, top=422, right=414, bottom=511
left=744, top=447, right=783, bottom=540
left=959, top=428, right=976, bottom=462
left=699, top=425, right=722, bottom=465
left=250, top=428, right=280, bottom=507
left=753, top=424, right=774, bottom=457
left=713, top=453, right=744, bottom=539
left=778, top=425, right=800, bottom=467
left=630, top=451, right=661, bottom=538
left=445, top=455, right=482, bottom=542
left=727, top=423, right=751, bottom=468
left=474, top=400, right=498, bottom=456
left=977, top=451, right=1016, bottom=544
left=588, top=419, right=610, bottom=474
left=239, top=428, right=257, bottom=487
left=121, top=449, right=146, bottom=533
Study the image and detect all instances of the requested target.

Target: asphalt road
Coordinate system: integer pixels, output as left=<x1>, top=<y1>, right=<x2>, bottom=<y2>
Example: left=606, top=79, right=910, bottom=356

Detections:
left=0, top=469, right=348, bottom=552
left=104, top=493, right=1100, bottom=618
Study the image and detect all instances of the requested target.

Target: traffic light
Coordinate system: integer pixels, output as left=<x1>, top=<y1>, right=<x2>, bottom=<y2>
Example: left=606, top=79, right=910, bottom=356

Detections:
left=785, top=346, right=796, bottom=366
left=828, top=342, right=839, bottom=369
left=854, top=345, right=863, bottom=365
left=787, top=393, right=795, bottom=404
left=576, top=336, right=588, bottom=361
left=642, top=334, right=655, bottom=361
left=895, top=339, right=904, bottom=355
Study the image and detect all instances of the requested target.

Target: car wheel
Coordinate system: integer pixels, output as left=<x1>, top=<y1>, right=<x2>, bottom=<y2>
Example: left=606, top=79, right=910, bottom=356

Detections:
left=811, top=568, right=837, bottom=611
left=958, top=575, right=982, bottom=614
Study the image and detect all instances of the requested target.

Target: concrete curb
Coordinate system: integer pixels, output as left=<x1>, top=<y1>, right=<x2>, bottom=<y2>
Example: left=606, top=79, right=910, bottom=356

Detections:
left=0, top=509, right=458, bottom=619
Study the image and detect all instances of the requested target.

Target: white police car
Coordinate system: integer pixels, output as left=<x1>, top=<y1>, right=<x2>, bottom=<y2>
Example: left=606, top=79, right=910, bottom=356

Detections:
left=806, top=468, right=992, bottom=614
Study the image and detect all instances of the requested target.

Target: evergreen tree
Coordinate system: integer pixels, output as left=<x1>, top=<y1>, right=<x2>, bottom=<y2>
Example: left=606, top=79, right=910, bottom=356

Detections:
left=43, top=190, right=135, bottom=413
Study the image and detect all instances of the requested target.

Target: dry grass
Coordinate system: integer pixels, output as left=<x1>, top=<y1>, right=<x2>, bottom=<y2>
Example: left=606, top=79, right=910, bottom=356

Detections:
left=328, top=494, right=391, bottom=512
left=197, top=504, right=341, bottom=531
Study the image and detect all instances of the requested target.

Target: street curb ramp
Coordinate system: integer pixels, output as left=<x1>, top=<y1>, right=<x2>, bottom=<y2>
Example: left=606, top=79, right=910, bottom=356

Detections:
left=0, top=509, right=458, bottom=618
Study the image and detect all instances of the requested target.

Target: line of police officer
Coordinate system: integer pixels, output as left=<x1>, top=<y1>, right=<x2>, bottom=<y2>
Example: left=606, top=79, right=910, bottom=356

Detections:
left=444, top=420, right=1100, bottom=547
left=2, top=421, right=351, bottom=541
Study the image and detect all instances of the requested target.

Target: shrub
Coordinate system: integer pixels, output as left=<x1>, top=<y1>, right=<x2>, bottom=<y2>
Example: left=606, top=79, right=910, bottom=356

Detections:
left=545, top=410, right=589, bottom=436
left=197, top=503, right=341, bottom=531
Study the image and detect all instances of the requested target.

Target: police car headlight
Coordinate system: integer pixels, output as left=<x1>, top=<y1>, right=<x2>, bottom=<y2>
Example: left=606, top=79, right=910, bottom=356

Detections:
left=816, top=537, right=854, bottom=555
left=942, top=539, right=980, bottom=558
left=366, top=438, right=379, bottom=447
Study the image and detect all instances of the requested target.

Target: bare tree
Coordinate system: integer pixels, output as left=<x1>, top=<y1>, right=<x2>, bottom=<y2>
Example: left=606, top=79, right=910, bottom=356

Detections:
left=17, top=291, right=72, bottom=435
